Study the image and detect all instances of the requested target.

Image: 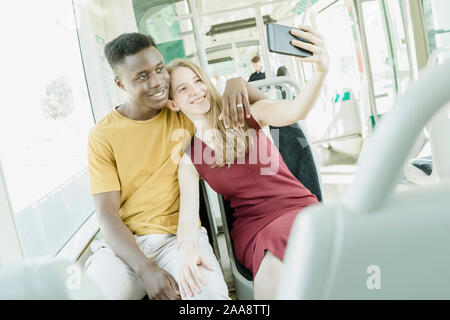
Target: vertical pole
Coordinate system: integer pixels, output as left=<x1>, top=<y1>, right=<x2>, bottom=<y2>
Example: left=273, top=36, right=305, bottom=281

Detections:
left=253, top=3, right=273, bottom=79
left=379, top=0, right=399, bottom=94
left=231, top=42, right=241, bottom=75
left=402, top=0, right=429, bottom=81
left=188, top=0, right=209, bottom=71
left=354, top=0, right=379, bottom=126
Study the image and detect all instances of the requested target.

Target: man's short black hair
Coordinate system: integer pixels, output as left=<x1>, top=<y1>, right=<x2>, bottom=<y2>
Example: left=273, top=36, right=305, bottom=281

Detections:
left=104, top=32, right=157, bottom=72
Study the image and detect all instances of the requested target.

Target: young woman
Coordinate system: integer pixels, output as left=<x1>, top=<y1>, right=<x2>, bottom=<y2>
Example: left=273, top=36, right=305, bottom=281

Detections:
left=168, top=25, right=329, bottom=299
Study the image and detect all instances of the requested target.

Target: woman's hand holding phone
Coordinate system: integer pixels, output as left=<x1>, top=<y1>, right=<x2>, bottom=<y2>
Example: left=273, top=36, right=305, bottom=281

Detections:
left=290, top=25, right=329, bottom=74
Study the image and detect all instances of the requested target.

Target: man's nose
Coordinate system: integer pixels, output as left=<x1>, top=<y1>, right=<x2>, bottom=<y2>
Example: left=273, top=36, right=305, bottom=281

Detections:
left=149, top=73, right=163, bottom=87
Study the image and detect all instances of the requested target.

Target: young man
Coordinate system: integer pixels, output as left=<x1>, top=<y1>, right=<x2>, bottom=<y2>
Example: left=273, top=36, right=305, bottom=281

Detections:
left=85, top=32, right=265, bottom=300
left=248, top=55, right=266, bottom=82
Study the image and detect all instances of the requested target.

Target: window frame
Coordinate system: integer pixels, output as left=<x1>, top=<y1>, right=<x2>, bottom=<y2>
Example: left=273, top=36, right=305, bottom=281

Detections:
left=0, top=160, right=24, bottom=265
left=54, top=213, right=99, bottom=262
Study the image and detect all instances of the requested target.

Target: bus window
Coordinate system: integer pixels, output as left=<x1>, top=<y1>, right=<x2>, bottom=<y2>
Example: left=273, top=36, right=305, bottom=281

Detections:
left=0, top=0, right=95, bottom=261
left=422, top=0, right=450, bottom=56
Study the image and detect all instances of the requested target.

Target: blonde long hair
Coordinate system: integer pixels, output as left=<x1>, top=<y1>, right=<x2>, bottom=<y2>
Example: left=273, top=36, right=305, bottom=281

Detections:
left=167, top=59, right=254, bottom=167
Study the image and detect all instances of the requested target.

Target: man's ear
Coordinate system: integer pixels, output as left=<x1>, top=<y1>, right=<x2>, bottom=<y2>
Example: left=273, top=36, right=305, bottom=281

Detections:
left=115, top=77, right=126, bottom=92
left=167, top=99, right=179, bottom=112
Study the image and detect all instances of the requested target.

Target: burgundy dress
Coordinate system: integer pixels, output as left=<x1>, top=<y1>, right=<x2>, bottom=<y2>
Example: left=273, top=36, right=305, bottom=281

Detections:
left=186, top=114, right=318, bottom=277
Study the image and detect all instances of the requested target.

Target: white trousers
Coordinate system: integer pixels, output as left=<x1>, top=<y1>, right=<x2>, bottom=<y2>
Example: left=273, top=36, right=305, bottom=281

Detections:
left=84, top=227, right=230, bottom=300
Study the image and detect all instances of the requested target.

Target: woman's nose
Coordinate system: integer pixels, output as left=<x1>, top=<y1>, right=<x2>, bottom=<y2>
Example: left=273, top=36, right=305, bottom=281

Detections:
left=188, top=85, right=202, bottom=96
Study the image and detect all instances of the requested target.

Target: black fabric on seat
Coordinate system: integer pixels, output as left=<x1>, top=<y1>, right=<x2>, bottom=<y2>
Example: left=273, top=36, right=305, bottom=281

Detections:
left=411, top=156, right=433, bottom=176
left=221, top=122, right=323, bottom=281
left=199, top=181, right=215, bottom=247
left=270, top=123, right=322, bottom=202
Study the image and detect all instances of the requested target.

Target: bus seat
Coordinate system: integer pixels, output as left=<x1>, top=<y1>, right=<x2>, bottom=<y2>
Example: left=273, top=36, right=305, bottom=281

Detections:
left=327, top=88, right=362, bottom=156
left=278, top=61, right=450, bottom=299
left=403, top=156, right=432, bottom=185
left=270, top=122, right=323, bottom=202
left=217, top=121, right=323, bottom=300
left=410, top=156, right=432, bottom=176
left=308, top=88, right=363, bottom=161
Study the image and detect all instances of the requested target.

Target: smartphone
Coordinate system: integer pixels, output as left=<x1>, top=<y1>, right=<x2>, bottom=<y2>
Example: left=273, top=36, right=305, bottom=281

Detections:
left=267, top=23, right=313, bottom=58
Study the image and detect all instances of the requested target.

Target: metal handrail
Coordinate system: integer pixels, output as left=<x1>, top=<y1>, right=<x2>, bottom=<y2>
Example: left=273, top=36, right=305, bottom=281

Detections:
left=251, top=76, right=302, bottom=95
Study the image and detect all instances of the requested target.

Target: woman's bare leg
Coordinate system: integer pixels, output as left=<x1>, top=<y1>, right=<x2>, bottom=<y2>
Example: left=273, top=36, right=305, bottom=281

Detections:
left=253, top=250, right=283, bottom=299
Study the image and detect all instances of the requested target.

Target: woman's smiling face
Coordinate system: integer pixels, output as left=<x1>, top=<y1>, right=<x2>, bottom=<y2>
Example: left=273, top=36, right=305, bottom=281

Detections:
left=170, top=66, right=210, bottom=116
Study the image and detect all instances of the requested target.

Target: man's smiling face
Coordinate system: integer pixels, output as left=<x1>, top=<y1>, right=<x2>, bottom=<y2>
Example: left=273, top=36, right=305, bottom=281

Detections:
left=115, top=46, right=170, bottom=111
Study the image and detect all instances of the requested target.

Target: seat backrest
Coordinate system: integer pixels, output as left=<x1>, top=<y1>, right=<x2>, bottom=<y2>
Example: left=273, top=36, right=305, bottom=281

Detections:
left=269, top=123, right=323, bottom=202
left=278, top=186, right=450, bottom=299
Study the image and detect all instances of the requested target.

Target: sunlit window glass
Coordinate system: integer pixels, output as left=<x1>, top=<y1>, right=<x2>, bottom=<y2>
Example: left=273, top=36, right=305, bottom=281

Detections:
left=422, top=0, right=450, bottom=57
left=0, top=0, right=95, bottom=260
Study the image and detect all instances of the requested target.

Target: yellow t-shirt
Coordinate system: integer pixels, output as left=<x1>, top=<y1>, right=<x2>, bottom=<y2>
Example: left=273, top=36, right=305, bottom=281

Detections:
left=88, top=107, right=194, bottom=235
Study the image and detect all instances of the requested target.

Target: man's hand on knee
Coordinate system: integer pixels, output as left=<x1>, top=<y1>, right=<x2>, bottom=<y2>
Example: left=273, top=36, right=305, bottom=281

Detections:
left=139, top=262, right=180, bottom=300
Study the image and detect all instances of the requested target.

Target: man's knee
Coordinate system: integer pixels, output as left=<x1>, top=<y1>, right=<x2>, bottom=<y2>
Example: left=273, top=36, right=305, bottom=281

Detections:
left=84, top=250, right=146, bottom=300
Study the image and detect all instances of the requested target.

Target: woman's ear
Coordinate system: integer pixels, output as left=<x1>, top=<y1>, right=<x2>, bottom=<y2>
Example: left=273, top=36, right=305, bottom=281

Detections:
left=167, top=99, right=180, bottom=112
